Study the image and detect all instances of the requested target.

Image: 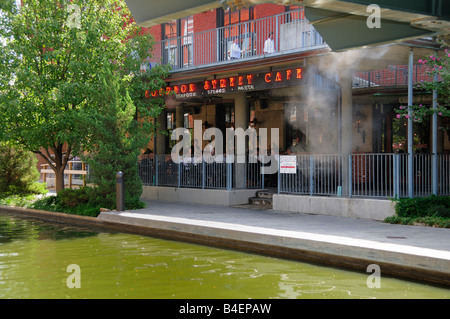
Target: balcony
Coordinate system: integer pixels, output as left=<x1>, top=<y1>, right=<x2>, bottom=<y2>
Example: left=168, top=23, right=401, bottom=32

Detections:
left=145, top=9, right=328, bottom=73
left=353, top=64, right=437, bottom=89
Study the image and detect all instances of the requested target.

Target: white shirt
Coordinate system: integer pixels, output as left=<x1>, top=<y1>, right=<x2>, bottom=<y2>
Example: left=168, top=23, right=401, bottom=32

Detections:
left=263, top=37, right=274, bottom=54
left=230, top=42, right=242, bottom=59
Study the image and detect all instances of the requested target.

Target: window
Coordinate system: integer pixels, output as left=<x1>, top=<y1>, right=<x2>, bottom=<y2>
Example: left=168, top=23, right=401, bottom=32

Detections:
left=166, top=111, right=177, bottom=152
left=184, top=112, right=194, bottom=129
left=224, top=104, right=235, bottom=126
left=223, top=7, right=253, bottom=27
left=167, top=111, right=175, bottom=129
left=217, top=7, right=256, bottom=60
left=180, top=16, right=194, bottom=67
left=162, top=16, right=193, bottom=68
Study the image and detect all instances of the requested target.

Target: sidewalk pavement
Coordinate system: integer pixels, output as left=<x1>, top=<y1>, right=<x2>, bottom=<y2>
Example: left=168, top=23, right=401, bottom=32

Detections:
left=98, top=200, right=450, bottom=287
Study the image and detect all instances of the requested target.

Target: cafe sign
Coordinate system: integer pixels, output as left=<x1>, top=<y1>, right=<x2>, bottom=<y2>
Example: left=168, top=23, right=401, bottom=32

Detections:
left=146, top=67, right=306, bottom=99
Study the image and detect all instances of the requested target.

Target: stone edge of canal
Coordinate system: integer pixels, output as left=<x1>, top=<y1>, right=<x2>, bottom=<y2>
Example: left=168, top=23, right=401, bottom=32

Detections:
left=1, top=204, right=450, bottom=289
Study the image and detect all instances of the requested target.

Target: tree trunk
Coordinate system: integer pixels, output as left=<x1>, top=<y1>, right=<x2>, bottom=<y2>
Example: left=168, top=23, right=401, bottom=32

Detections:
left=34, top=144, right=71, bottom=193
left=54, top=166, right=65, bottom=193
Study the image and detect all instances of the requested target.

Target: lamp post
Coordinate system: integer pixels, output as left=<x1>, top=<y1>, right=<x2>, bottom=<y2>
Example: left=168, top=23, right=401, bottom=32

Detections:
left=116, top=171, right=125, bottom=211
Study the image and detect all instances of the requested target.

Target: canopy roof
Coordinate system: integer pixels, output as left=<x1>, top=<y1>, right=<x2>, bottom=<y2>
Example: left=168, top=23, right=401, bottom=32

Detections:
left=124, top=0, right=449, bottom=51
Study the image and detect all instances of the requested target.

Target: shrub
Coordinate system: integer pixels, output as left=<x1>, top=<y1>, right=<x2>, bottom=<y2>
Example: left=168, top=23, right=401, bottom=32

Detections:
left=0, top=142, right=46, bottom=195
left=57, top=187, right=90, bottom=208
left=394, top=195, right=450, bottom=218
left=386, top=195, right=450, bottom=228
left=426, top=204, right=450, bottom=218
left=31, top=187, right=101, bottom=217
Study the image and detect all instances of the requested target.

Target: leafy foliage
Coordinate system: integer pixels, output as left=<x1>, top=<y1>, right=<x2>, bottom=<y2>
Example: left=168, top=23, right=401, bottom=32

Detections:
left=385, top=196, right=450, bottom=228
left=80, top=63, right=157, bottom=210
left=31, top=188, right=101, bottom=217
left=0, top=142, right=46, bottom=195
left=395, top=40, right=449, bottom=132
left=0, top=0, right=167, bottom=192
left=393, top=195, right=450, bottom=218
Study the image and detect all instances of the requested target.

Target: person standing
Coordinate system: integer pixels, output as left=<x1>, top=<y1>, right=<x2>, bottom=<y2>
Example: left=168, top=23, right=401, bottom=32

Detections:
left=229, top=38, right=243, bottom=59
left=263, top=32, right=275, bottom=54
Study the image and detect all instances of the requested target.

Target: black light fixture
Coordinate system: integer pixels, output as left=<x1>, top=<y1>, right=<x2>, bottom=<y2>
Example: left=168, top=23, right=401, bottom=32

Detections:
left=249, top=117, right=259, bottom=127
left=354, top=110, right=364, bottom=133
left=203, top=104, right=211, bottom=129
left=354, top=110, right=366, bottom=143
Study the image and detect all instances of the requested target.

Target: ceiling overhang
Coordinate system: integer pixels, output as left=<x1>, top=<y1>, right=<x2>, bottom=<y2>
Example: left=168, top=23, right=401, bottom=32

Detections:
left=304, top=7, right=433, bottom=51
left=123, top=0, right=450, bottom=51
left=124, top=0, right=217, bottom=27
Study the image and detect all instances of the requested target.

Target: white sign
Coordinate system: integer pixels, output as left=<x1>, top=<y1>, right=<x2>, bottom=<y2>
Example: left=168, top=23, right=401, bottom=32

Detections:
left=280, top=156, right=297, bottom=174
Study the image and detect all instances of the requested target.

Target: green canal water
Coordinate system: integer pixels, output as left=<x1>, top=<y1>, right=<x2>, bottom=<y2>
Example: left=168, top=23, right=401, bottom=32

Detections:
left=0, top=213, right=449, bottom=299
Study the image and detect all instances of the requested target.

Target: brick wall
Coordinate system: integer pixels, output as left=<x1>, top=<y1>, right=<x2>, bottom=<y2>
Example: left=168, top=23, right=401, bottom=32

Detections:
left=253, top=4, right=285, bottom=19
left=194, top=9, right=217, bottom=33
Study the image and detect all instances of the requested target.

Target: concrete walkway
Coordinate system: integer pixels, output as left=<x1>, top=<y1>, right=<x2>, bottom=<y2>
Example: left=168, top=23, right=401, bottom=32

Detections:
left=98, top=200, right=450, bottom=287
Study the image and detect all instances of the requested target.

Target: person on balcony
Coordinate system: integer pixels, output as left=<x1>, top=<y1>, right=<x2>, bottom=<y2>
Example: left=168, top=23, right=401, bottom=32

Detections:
left=229, top=38, right=243, bottom=59
left=263, top=32, right=275, bottom=54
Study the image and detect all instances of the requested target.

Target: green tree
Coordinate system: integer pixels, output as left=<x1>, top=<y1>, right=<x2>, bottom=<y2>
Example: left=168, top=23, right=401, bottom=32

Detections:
left=0, top=0, right=167, bottom=193
left=395, top=39, right=449, bottom=126
left=80, top=63, right=149, bottom=209
left=0, top=142, right=42, bottom=195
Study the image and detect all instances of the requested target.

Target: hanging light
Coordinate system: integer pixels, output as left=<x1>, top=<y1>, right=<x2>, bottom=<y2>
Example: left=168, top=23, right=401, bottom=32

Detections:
left=249, top=117, right=259, bottom=128
left=203, top=104, right=211, bottom=128
left=354, top=110, right=365, bottom=133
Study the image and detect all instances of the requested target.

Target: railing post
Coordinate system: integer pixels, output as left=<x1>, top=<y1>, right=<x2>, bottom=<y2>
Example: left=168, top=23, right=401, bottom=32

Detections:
left=393, top=153, right=400, bottom=198
left=155, top=155, right=158, bottom=186
left=178, top=161, right=181, bottom=188
left=277, top=155, right=281, bottom=194
left=309, top=155, right=314, bottom=196
left=348, top=155, right=353, bottom=198
left=226, top=162, right=232, bottom=191
left=116, top=171, right=125, bottom=211
left=202, top=159, right=205, bottom=189
left=275, top=15, right=279, bottom=52
left=261, top=155, right=265, bottom=190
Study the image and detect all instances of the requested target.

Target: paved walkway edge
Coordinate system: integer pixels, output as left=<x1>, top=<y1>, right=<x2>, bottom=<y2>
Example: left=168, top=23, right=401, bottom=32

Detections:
left=98, top=211, right=450, bottom=288
left=1, top=205, right=450, bottom=287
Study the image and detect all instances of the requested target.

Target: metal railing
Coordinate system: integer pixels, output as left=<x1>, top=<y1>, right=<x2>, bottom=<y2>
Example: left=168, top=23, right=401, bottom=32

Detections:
left=352, top=64, right=437, bottom=89
left=278, top=154, right=345, bottom=196
left=147, top=9, right=327, bottom=72
left=138, top=154, right=266, bottom=190
left=140, top=153, right=450, bottom=199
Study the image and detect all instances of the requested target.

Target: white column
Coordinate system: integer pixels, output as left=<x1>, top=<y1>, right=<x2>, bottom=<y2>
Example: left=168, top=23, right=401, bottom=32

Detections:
left=234, top=93, right=248, bottom=188
left=341, top=73, right=353, bottom=156
left=340, top=71, right=353, bottom=196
